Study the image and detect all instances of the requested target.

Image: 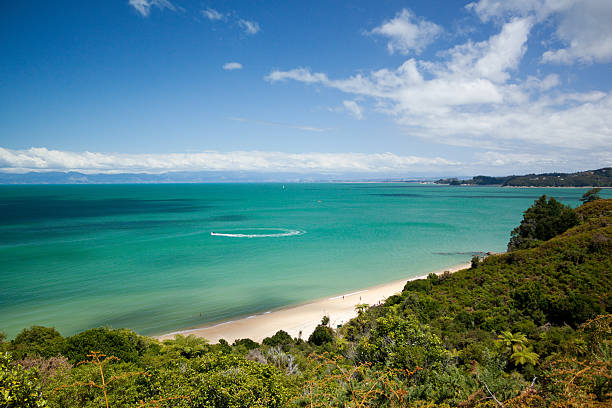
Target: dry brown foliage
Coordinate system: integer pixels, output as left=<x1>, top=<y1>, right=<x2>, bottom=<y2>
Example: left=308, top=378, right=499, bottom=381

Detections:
left=136, top=395, right=191, bottom=407
left=17, top=355, right=72, bottom=385
left=545, top=314, right=612, bottom=408
left=295, top=352, right=421, bottom=407
left=55, top=351, right=189, bottom=408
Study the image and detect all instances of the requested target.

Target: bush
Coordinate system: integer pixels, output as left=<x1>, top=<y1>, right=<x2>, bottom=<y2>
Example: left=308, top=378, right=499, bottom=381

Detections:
left=232, top=338, right=259, bottom=350
left=546, top=293, right=604, bottom=327
left=580, top=187, right=602, bottom=204
left=308, top=325, right=334, bottom=346
left=10, top=326, right=65, bottom=359
left=262, top=330, right=293, bottom=350
left=0, top=352, right=47, bottom=407
left=62, top=328, right=148, bottom=364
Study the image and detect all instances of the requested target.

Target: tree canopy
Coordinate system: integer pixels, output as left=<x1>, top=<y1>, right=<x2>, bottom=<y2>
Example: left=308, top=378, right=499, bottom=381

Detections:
left=508, top=195, right=579, bottom=251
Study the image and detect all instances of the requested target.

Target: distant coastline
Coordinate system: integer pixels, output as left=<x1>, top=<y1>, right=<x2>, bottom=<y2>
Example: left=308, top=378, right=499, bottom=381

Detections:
left=435, top=167, right=612, bottom=188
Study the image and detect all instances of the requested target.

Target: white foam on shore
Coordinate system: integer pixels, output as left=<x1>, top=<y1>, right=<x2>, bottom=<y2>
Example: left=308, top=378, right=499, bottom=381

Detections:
left=164, top=319, right=237, bottom=337
left=211, top=229, right=304, bottom=238
left=328, top=289, right=368, bottom=300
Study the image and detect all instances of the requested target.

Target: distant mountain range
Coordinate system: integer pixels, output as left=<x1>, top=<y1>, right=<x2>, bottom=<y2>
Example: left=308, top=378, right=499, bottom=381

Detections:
left=0, top=171, right=433, bottom=184
left=2, top=167, right=611, bottom=186
left=0, top=171, right=319, bottom=184
left=436, top=167, right=612, bottom=187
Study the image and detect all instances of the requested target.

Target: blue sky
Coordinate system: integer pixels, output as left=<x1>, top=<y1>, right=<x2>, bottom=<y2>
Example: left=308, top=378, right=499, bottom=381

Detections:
left=1, top=0, right=611, bottom=177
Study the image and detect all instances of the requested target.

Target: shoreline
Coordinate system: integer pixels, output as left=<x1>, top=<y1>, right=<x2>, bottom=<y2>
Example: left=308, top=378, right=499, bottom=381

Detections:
left=157, top=262, right=471, bottom=343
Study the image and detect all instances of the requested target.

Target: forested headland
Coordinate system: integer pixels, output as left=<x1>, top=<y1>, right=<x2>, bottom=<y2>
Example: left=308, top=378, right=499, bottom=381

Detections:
left=436, top=167, right=612, bottom=187
left=2, top=196, right=611, bottom=407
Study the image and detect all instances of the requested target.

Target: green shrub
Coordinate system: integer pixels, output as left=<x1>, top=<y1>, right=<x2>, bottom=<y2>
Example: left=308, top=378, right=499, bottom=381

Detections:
left=508, top=195, right=579, bottom=251
left=308, top=325, right=334, bottom=346
left=62, top=328, right=148, bottom=364
left=262, top=330, right=293, bottom=350
left=0, top=352, right=46, bottom=407
left=9, top=326, right=65, bottom=360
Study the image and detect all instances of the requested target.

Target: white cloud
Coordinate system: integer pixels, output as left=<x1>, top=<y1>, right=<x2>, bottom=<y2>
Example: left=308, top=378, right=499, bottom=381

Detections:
left=129, top=0, right=175, bottom=17
left=266, top=17, right=612, bottom=155
left=202, top=8, right=224, bottom=21
left=0, top=147, right=460, bottom=174
left=342, top=100, right=363, bottom=120
left=467, top=0, right=612, bottom=64
left=476, top=151, right=559, bottom=167
left=267, top=19, right=532, bottom=112
left=223, top=62, right=243, bottom=70
left=266, top=68, right=328, bottom=84
left=541, top=0, right=612, bottom=64
left=524, top=74, right=559, bottom=91
left=238, top=19, right=260, bottom=35
left=370, top=9, right=441, bottom=54
left=466, top=0, right=569, bottom=23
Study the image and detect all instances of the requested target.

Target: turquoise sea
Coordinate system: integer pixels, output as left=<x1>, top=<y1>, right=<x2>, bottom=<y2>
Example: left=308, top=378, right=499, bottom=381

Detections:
left=1, top=183, right=609, bottom=339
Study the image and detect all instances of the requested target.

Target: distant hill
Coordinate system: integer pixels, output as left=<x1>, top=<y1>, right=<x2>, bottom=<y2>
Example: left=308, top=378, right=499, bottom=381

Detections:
left=0, top=171, right=341, bottom=184
left=436, top=167, right=612, bottom=187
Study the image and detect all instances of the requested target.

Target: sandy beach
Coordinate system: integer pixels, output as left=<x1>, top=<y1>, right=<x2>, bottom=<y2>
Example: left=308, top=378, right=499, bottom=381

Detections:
left=157, top=262, right=471, bottom=343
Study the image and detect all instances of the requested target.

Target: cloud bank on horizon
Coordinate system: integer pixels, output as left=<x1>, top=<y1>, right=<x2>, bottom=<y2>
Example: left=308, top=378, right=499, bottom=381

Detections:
left=0, top=147, right=461, bottom=174
left=1, top=0, right=611, bottom=176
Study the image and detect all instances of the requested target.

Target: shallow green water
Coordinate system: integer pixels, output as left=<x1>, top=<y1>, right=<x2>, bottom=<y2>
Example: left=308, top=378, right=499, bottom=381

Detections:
left=1, top=183, right=607, bottom=338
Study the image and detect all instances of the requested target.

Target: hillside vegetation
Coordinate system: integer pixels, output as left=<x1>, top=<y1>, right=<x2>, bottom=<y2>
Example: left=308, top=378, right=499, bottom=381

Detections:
left=2, top=199, right=611, bottom=407
left=436, top=167, right=612, bottom=187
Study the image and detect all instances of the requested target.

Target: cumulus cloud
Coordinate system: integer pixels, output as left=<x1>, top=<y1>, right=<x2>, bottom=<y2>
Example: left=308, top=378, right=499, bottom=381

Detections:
left=0, top=147, right=460, bottom=174
left=342, top=100, right=364, bottom=119
left=266, top=16, right=612, bottom=155
left=223, top=62, right=243, bottom=70
left=202, top=8, right=224, bottom=21
left=238, top=19, right=260, bottom=35
left=467, top=0, right=612, bottom=64
left=129, top=0, right=175, bottom=17
left=267, top=19, right=532, bottom=112
left=541, top=1, right=612, bottom=64
left=370, top=9, right=441, bottom=54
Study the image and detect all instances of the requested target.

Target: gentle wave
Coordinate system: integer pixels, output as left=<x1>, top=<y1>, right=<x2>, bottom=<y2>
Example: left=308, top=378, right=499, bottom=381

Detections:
left=211, top=229, right=305, bottom=238
left=329, top=290, right=368, bottom=300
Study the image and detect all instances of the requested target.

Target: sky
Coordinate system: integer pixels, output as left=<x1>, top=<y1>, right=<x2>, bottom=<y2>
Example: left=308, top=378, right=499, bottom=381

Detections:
left=1, top=0, right=611, bottom=177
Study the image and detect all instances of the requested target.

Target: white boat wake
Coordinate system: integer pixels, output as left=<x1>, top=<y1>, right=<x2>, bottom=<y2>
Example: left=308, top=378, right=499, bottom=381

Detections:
left=210, top=229, right=305, bottom=238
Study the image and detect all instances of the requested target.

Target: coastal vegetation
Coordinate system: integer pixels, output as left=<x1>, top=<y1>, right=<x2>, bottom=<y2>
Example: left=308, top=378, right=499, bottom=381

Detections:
left=436, top=167, right=612, bottom=187
left=2, top=197, right=611, bottom=407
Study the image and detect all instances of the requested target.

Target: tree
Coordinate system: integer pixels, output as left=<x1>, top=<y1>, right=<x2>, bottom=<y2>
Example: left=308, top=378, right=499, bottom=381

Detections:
left=308, top=325, right=334, bottom=346
left=580, top=187, right=602, bottom=203
left=357, top=312, right=447, bottom=369
left=510, top=347, right=539, bottom=366
left=495, top=330, right=528, bottom=355
left=9, top=326, right=65, bottom=359
left=262, top=330, right=293, bottom=349
left=495, top=331, right=539, bottom=366
left=508, top=195, right=579, bottom=251
left=62, top=328, right=147, bottom=364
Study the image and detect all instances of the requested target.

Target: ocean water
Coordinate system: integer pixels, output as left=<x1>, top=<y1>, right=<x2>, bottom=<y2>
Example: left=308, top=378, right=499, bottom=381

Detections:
left=1, top=183, right=608, bottom=339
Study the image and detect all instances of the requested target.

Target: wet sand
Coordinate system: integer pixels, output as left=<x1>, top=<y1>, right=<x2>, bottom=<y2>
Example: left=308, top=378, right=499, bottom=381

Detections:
left=157, top=262, right=471, bottom=343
